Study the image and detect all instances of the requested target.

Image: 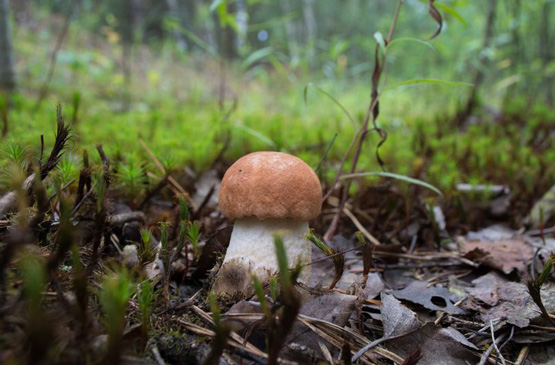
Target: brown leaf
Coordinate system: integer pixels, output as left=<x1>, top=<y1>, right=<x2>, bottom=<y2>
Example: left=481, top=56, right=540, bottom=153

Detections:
left=458, top=238, right=533, bottom=276
left=428, top=0, right=443, bottom=40
left=392, top=281, right=466, bottom=315
left=387, top=323, right=478, bottom=365
left=465, top=272, right=555, bottom=328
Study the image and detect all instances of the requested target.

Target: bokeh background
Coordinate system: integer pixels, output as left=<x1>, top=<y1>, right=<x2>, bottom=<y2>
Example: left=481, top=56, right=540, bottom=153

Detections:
left=1, top=0, right=554, bottom=213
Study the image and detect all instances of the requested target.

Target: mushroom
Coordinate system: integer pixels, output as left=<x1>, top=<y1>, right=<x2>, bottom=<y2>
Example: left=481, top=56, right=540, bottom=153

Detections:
left=213, top=151, right=322, bottom=296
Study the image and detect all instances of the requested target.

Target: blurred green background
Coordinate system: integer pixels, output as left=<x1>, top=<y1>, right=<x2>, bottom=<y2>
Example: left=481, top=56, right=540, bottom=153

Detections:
left=0, top=0, right=554, bottom=205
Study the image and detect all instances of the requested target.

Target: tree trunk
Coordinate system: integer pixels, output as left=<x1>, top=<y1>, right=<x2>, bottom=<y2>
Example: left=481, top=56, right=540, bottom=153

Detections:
left=122, top=0, right=141, bottom=89
left=281, top=0, right=299, bottom=63
left=457, top=0, right=497, bottom=125
left=235, top=0, right=247, bottom=52
left=166, top=0, right=188, bottom=52
left=302, top=0, right=316, bottom=68
left=0, top=0, right=16, bottom=93
left=215, top=1, right=237, bottom=60
left=540, top=1, right=553, bottom=104
left=182, top=0, right=196, bottom=50
left=10, top=0, right=31, bottom=26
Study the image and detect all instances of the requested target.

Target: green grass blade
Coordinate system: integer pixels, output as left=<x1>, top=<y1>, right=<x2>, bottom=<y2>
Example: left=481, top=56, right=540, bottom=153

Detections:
left=341, top=171, right=443, bottom=196
left=383, top=79, right=473, bottom=93
left=252, top=275, right=271, bottom=318
left=233, top=124, right=278, bottom=149
left=386, top=37, right=436, bottom=52
left=242, top=47, right=273, bottom=70
left=314, top=132, right=337, bottom=173
left=304, top=83, right=357, bottom=130
left=274, top=235, right=292, bottom=292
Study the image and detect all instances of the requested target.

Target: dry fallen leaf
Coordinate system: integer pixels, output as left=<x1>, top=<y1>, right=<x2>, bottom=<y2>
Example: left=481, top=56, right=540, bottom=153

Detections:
left=458, top=238, right=533, bottom=276
left=387, top=322, right=478, bottom=365
left=381, top=293, right=422, bottom=338
left=392, top=281, right=466, bottom=315
left=465, top=272, right=555, bottom=328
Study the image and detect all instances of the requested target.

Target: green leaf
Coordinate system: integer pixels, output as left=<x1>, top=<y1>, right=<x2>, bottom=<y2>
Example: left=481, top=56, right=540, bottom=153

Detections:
left=214, top=0, right=228, bottom=27
left=340, top=171, right=443, bottom=196
left=435, top=3, right=467, bottom=26
left=209, top=0, right=225, bottom=12
left=374, top=31, right=386, bottom=53
left=386, top=37, right=436, bottom=52
left=382, top=79, right=473, bottom=93
left=232, top=124, right=278, bottom=148
left=226, top=16, right=240, bottom=33
left=252, top=275, right=271, bottom=318
left=242, top=47, right=274, bottom=70
left=181, top=28, right=218, bottom=58
left=304, top=83, right=356, bottom=130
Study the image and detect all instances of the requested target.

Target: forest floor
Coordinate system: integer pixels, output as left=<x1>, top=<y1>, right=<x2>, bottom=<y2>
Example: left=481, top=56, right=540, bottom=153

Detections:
left=0, top=105, right=554, bottom=364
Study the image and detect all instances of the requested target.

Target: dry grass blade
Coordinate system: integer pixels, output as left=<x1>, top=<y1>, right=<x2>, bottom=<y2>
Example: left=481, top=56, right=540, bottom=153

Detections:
left=183, top=306, right=297, bottom=364
left=178, top=319, right=270, bottom=360
left=318, top=341, right=334, bottom=364
left=139, top=139, right=197, bottom=209
left=202, top=294, right=230, bottom=365
left=222, top=311, right=402, bottom=364
left=297, top=315, right=402, bottom=364
left=343, top=207, right=381, bottom=246
left=327, top=197, right=381, bottom=246
left=374, top=250, right=479, bottom=267
left=342, top=341, right=352, bottom=365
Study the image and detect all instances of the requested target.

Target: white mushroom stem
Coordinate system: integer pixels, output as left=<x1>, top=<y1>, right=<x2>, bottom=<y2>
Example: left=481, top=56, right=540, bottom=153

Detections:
left=214, top=217, right=312, bottom=296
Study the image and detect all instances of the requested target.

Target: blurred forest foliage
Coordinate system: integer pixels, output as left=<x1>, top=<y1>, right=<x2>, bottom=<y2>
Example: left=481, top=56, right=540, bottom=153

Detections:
left=6, top=0, right=552, bottom=100
left=0, top=0, right=554, bottom=203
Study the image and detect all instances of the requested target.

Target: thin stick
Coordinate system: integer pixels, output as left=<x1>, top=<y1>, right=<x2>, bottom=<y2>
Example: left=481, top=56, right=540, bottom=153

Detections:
left=490, top=320, right=506, bottom=365
left=343, top=206, right=381, bottom=246
left=324, top=0, right=404, bottom=241
left=514, top=346, right=529, bottom=365
left=139, top=139, right=197, bottom=209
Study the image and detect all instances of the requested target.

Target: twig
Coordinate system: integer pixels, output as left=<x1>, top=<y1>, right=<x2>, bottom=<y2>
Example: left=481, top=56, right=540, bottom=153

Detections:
left=468, top=318, right=502, bottom=340
left=351, top=337, right=388, bottom=362
left=139, top=139, right=197, bottom=210
left=343, top=206, right=381, bottom=246
left=324, top=0, right=404, bottom=241
left=151, top=345, right=166, bottom=365
left=191, top=184, right=215, bottom=220
left=477, top=322, right=507, bottom=365
left=489, top=320, right=506, bottom=365
left=139, top=175, right=169, bottom=210
left=48, top=178, right=75, bottom=203
left=496, top=326, right=514, bottom=364
left=183, top=305, right=296, bottom=364
left=435, top=297, right=464, bottom=325
left=514, top=346, right=529, bottom=365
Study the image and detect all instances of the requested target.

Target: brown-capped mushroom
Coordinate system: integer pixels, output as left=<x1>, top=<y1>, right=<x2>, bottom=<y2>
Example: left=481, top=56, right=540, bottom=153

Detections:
left=213, top=151, right=322, bottom=296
